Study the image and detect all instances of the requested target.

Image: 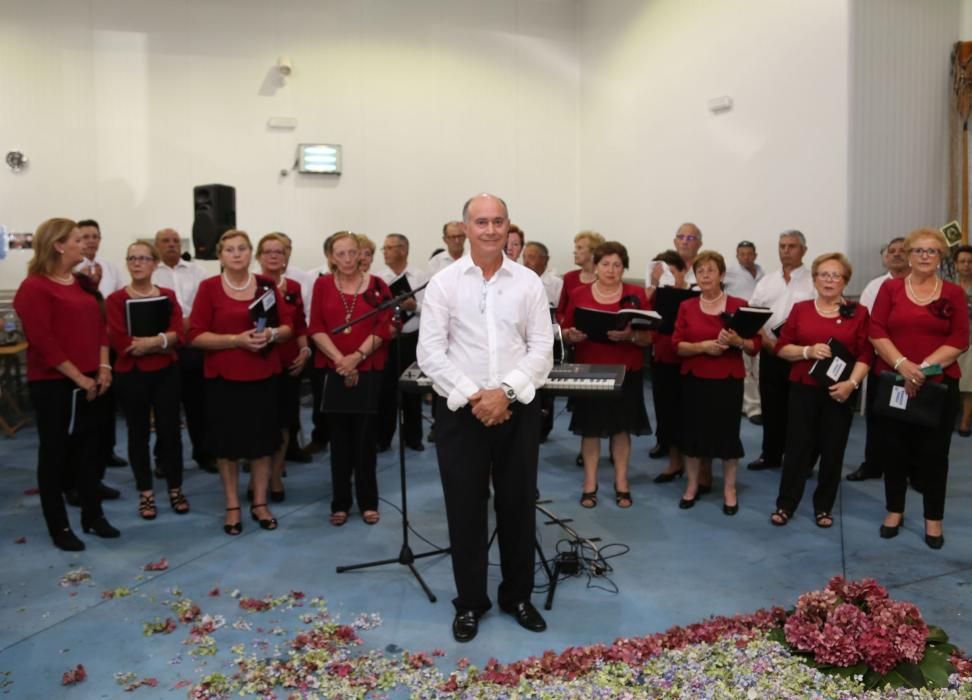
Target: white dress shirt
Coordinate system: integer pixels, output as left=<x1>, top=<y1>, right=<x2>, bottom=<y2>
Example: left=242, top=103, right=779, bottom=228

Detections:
left=151, top=259, right=208, bottom=316
left=378, top=264, right=428, bottom=334
left=427, top=249, right=463, bottom=278
left=75, top=254, right=125, bottom=297
left=301, top=264, right=330, bottom=323
left=749, top=264, right=815, bottom=342
left=417, top=255, right=553, bottom=411
left=858, top=272, right=892, bottom=313
left=539, top=269, right=563, bottom=308
left=724, top=262, right=765, bottom=301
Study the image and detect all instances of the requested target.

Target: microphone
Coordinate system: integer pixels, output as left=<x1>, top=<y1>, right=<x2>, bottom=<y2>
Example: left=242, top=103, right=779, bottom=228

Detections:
left=181, top=251, right=192, bottom=261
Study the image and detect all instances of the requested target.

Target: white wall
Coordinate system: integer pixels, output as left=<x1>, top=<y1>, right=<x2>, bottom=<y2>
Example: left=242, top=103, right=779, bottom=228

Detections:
left=577, top=0, right=850, bottom=280
left=0, top=0, right=580, bottom=288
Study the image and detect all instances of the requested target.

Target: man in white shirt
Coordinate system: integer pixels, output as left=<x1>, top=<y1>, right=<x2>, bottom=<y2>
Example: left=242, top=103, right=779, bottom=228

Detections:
left=646, top=222, right=702, bottom=293
left=427, top=221, right=466, bottom=277
left=724, top=241, right=765, bottom=423
left=152, top=228, right=216, bottom=473
left=521, top=241, right=563, bottom=308
left=418, top=194, right=552, bottom=643
left=847, top=236, right=907, bottom=482
left=747, top=230, right=815, bottom=471
left=377, top=233, right=428, bottom=452
left=75, top=219, right=125, bottom=297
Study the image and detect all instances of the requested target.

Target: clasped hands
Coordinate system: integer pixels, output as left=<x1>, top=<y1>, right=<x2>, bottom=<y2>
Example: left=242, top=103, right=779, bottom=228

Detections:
left=77, top=367, right=111, bottom=401
left=896, top=358, right=926, bottom=398
left=702, top=329, right=747, bottom=356
left=470, top=388, right=511, bottom=428
left=233, top=329, right=273, bottom=353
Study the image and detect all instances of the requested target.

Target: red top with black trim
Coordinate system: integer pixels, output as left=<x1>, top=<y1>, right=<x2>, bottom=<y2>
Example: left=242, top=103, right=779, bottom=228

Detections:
left=869, top=277, right=969, bottom=381
left=308, top=274, right=393, bottom=371
left=106, top=287, right=183, bottom=373
left=672, top=295, right=760, bottom=379
left=187, top=275, right=293, bottom=381
left=14, top=274, right=108, bottom=381
left=276, top=277, right=307, bottom=367
left=563, top=283, right=650, bottom=371
left=555, top=269, right=591, bottom=325
left=774, top=299, right=872, bottom=386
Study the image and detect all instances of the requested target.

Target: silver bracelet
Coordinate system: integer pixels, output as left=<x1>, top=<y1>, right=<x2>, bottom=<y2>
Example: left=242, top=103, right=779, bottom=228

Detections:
left=802, top=346, right=810, bottom=360
left=158, top=332, right=168, bottom=350
left=893, top=356, right=906, bottom=371
left=99, top=363, right=112, bottom=371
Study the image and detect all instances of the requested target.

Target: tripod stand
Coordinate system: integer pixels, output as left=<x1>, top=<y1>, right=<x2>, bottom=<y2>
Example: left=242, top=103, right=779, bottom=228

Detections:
left=333, top=282, right=449, bottom=603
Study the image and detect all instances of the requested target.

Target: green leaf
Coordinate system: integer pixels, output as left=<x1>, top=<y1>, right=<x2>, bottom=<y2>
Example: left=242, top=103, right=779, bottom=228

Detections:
left=927, top=641, right=957, bottom=657
left=919, top=651, right=953, bottom=689
left=766, top=627, right=786, bottom=645
left=863, top=669, right=883, bottom=689
left=926, top=626, right=949, bottom=644
left=883, top=661, right=926, bottom=689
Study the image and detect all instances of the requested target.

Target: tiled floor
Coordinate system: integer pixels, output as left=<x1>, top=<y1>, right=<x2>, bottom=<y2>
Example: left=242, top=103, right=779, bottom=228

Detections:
left=1, top=389, right=970, bottom=698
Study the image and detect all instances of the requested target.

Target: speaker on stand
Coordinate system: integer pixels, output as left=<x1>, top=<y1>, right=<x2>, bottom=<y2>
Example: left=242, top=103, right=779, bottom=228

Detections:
left=192, top=184, right=236, bottom=260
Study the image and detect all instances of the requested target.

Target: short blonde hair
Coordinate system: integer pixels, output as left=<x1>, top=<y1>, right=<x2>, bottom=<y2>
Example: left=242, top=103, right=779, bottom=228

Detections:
left=27, top=218, right=78, bottom=276
left=256, top=232, right=291, bottom=258
left=811, top=252, right=852, bottom=282
left=127, top=240, right=160, bottom=262
left=693, top=250, right=726, bottom=276
left=903, top=228, right=948, bottom=255
left=574, top=230, right=604, bottom=249
left=354, top=233, right=376, bottom=254
left=327, top=231, right=359, bottom=272
left=216, top=229, right=252, bottom=255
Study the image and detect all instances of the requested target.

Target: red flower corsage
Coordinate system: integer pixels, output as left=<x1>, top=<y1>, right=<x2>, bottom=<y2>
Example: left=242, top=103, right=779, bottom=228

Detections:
left=928, top=298, right=954, bottom=320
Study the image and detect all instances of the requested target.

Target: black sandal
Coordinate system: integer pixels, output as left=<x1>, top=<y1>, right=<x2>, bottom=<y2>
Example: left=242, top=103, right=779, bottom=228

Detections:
left=138, top=493, right=157, bottom=521
left=770, top=508, right=791, bottom=527
left=815, top=512, right=834, bottom=529
left=250, top=503, right=278, bottom=531
left=168, top=489, right=190, bottom=515
left=580, top=487, right=598, bottom=509
left=614, top=486, right=633, bottom=509
left=224, top=507, right=242, bottom=535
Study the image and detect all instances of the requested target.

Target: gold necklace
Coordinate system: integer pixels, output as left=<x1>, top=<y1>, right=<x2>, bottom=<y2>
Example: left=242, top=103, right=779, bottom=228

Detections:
left=906, top=274, right=939, bottom=304
left=48, top=272, right=74, bottom=285
left=336, top=273, right=364, bottom=333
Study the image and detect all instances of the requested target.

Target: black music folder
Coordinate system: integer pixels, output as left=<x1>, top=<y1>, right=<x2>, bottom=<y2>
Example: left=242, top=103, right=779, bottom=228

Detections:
left=248, top=289, right=279, bottom=330
left=872, top=371, right=947, bottom=428
left=654, top=287, right=701, bottom=334
left=388, top=274, right=415, bottom=324
left=573, top=307, right=662, bottom=343
left=808, top=337, right=855, bottom=385
left=722, top=306, right=772, bottom=339
left=125, top=296, right=171, bottom=337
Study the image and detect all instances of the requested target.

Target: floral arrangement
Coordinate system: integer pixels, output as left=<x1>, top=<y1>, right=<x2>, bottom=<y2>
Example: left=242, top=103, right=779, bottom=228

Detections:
left=772, top=576, right=959, bottom=688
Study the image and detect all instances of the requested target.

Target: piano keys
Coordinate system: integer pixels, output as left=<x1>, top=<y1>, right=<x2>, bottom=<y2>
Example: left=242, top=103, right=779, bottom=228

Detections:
left=399, top=362, right=625, bottom=398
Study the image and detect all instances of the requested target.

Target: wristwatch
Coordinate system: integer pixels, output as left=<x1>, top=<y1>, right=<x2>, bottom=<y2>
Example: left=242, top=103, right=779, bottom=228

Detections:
left=501, top=383, right=517, bottom=402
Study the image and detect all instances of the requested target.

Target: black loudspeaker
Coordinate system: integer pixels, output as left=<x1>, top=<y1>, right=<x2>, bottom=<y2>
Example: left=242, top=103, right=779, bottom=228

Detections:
left=192, top=184, right=236, bottom=260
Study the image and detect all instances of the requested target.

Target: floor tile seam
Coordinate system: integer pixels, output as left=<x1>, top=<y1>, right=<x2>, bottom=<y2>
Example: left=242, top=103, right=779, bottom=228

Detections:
left=884, top=564, right=972, bottom=591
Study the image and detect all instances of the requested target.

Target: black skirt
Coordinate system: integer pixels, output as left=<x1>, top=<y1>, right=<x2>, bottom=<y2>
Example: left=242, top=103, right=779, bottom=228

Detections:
left=204, top=376, right=281, bottom=460
left=277, top=372, right=301, bottom=431
left=569, top=368, right=652, bottom=438
left=679, top=374, right=744, bottom=459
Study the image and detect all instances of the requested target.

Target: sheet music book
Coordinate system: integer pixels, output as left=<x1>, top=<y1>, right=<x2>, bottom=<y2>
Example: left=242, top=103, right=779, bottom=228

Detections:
left=872, top=371, right=947, bottom=428
left=574, top=307, right=662, bottom=343
left=125, top=296, right=171, bottom=337
left=722, top=306, right=772, bottom=339
left=248, top=289, right=279, bottom=330
left=388, top=274, right=414, bottom=324
left=653, top=286, right=701, bottom=334
left=808, top=337, right=855, bottom=385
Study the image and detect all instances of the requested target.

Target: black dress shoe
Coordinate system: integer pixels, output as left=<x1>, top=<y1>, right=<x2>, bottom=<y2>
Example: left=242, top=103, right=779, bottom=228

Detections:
left=723, top=502, right=739, bottom=516
left=452, top=610, right=479, bottom=642
left=97, top=482, right=121, bottom=500
left=500, top=601, right=546, bottom=632
left=270, top=489, right=285, bottom=503
left=925, top=533, right=944, bottom=550
left=105, top=452, right=128, bottom=467
left=64, top=490, right=81, bottom=507
left=747, top=458, right=780, bottom=471
left=653, top=469, right=684, bottom=483
left=846, top=466, right=882, bottom=482
left=678, top=495, right=697, bottom=509
left=52, top=529, right=85, bottom=551
left=81, top=516, right=121, bottom=538
left=427, top=427, right=436, bottom=443
left=748, top=414, right=763, bottom=425
left=648, top=443, right=669, bottom=459
left=880, top=517, right=903, bottom=539
left=285, top=447, right=313, bottom=463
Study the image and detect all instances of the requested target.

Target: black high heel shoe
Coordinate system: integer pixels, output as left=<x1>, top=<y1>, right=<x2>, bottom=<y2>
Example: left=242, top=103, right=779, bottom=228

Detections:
left=678, top=494, right=697, bottom=509
left=723, top=502, right=739, bottom=516
left=81, top=516, right=120, bottom=538
left=924, top=533, right=944, bottom=550
left=224, top=506, right=242, bottom=536
left=250, top=503, right=278, bottom=530
left=52, top=528, right=85, bottom=551
left=879, top=515, right=903, bottom=539
left=270, top=489, right=285, bottom=503
left=653, top=469, right=684, bottom=484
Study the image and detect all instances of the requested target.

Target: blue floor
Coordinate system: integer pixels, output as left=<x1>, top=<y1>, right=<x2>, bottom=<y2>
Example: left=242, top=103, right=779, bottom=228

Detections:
left=1, top=388, right=971, bottom=698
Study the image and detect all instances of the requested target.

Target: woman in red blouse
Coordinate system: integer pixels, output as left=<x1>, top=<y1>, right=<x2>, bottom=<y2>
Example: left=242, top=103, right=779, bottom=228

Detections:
left=869, top=228, right=969, bottom=549
left=309, top=232, right=392, bottom=526
left=673, top=251, right=761, bottom=515
left=770, top=253, right=871, bottom=528
left=106, top=242, right=187, bottom=520
left=254, top=233, right=310, bottom=503
left=555, top=231, right=604, bottom=324
left=563, top=241, right=652, bottom=509
left=188, top=230, right=293, bottom=535
left=13, top=218, right=119, bottom=550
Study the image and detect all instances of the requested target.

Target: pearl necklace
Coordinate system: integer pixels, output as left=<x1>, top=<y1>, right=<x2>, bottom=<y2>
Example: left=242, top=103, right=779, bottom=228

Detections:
left=699, top=291, right=725, bottom=305
left=592, top=281, right=621, bottom=301
left=813, top=298, right=841, bottom=315
left=126, top=284, right=158, bottom=298
left=47, top=272, right=74, bottom=285
left=222, top=273, right=253, bottom=291
left=906, top=274, right=939, bottom=305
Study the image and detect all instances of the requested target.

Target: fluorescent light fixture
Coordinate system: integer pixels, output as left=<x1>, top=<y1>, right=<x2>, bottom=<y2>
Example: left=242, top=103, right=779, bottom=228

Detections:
left=298, top=143, right=342, bottom=174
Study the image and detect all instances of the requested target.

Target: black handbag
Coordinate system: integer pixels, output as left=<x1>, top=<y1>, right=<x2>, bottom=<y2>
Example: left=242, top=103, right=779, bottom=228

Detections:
left=871, top=371, right=947, bottom=428
left=321, top=369, right=380, bottom=414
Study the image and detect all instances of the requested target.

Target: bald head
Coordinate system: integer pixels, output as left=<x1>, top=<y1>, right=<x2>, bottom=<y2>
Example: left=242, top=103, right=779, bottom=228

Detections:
left=155, top=228, right=182, bottom=266
left=462, top=193, right=509, bottom=222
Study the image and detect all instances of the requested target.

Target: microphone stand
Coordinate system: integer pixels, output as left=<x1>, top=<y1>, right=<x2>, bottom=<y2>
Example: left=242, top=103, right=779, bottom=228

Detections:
left=331, top=282, right=448, bottom=603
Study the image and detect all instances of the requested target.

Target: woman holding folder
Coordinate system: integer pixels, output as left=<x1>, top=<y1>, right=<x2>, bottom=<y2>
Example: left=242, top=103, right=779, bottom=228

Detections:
left=106, top=241, right=187, bottom=519
left=769, top=253, right=870, bottom=528
left=309, top=231, right=392, bottom=526
left=869, top=229, right=969, bottom=549
left=189, top=230, right=293, bottom=535
left=562, top=241, right=651, bottom=508
left=14, top=218, right=119, bottom=550
left=672, top=251, right=760, bottom=515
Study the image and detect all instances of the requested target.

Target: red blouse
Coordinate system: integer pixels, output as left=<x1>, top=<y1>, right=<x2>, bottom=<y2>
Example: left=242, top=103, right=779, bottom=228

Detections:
left=672, top=295, right=760, bottom=379
left=869, top=277, right=969, bottom=381
left=556, top=269, right=592, bottom=325
left=308, top=274, right=393, bottom=371
left=14, top=275, right=108, bottom=381
left=276, top=277, right=307, bottom=367
left=563, top=283, right=650, bottom=371
left=187, top=275, right=293, bottom=381
left=774, top=300, right=872, bottom=386
left=106, top=287, right=183, bottom=374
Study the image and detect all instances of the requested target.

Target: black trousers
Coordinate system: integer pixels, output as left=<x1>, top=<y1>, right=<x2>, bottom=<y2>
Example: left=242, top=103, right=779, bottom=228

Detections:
left=29, top=379, right=105, bottom=536
left=650, top=359, right=681, bottom=449
left=328, top=412, right=378, bottom=513
left=776, top=383, right=854, bottom=515
left=877, top=376, right=959, bottom=521
left=175, top=348, right=210, bottom=464
left=758, top=350, right=792, bottom=463
left=377, top=332, right=423, bottom=447
left=434, top=396, right=540, bottom=614
left=859, top=369, right=883, bottom=476
left=115, top=364, right=184, bottom=492
left=310, top=364, right=331, bottom=446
